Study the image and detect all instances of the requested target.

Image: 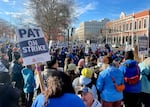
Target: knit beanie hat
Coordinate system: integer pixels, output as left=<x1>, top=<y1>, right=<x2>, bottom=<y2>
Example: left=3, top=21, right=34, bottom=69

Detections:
left=67, top=64, right=76, bottom=71
left=81, top=68, right=93, bottom=78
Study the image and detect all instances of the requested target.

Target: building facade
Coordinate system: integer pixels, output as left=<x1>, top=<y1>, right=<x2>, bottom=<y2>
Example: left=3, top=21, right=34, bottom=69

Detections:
left=106, top=10, right=150, bottom=49
left=74, top=18, right=109, bottom=42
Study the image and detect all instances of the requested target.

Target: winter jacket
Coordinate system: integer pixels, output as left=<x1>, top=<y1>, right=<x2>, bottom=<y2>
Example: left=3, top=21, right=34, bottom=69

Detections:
left=96, top=65, right=123, bottom=102
left=138, top=57, right=150, bottom=94
left=10, top=61, right=24, bottom=89
left=119, top=59, right=141, bottom=93
left=21, top=67, right=35, bottom=93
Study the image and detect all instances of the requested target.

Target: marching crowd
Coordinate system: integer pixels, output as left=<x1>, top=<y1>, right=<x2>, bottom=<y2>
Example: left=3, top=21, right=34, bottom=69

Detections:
left=0, top=43, right=150, bottom=107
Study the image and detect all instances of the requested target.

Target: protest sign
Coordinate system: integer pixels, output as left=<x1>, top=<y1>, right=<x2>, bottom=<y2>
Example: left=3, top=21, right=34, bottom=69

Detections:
left=138, top=36, right=148, bottom=57
left=16, top=28, right=50, bottom=65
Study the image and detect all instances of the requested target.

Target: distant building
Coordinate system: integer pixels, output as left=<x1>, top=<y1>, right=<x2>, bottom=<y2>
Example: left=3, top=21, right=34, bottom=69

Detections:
left=74, top=18, right=109, bottom=42
left=106, top=9, right=150, bottom=49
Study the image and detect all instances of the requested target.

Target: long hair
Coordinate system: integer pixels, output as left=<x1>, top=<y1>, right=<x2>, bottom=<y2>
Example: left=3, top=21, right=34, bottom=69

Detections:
left=43, top=71, right=75, bottom=106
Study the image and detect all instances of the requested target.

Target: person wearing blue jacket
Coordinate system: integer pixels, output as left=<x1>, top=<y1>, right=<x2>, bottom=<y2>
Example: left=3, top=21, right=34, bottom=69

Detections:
left=96, top=56, right=124, bottom=107
left=119, top=51, right=141, bottom=107
left=22, top=65, right=35, bottom=107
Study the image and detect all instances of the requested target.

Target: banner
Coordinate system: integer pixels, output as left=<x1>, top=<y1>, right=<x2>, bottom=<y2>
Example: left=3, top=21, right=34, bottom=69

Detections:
left=16, top=28, right=50, bottom=65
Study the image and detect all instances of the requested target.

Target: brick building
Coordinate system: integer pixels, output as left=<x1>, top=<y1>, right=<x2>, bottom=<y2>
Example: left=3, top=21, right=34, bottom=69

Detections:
left=106, top=9, right=150, bottom=50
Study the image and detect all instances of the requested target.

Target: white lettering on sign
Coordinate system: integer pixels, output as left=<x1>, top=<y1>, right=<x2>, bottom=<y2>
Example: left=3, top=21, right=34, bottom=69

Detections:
left=22, top=40, right=47, bottom=53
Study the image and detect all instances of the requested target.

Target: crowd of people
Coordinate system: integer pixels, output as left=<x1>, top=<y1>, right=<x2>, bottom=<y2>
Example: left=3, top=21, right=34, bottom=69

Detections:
left=0, top=42, right=150, bottom=107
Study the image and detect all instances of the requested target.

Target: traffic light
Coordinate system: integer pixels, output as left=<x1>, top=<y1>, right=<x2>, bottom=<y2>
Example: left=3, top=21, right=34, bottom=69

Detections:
left=71, top=28, right=74, bottom=36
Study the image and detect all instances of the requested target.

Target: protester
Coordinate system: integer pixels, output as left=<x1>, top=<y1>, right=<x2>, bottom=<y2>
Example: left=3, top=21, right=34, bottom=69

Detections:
left=78, top=86, right=101, bottom=107
left=64, top=57, right=74, bottom=72
left=65, top=63, right=77, bottom=82
left=1, top=54, right=10, bottom=69
left=21, top=65, right=36, bottom=107
left=42, top=56, right=58, bottom=83
left=32, top=71, right=85, bottom=107
left=0, top=84, right=20, bottom=107
left=119, top=51, right=141, bottom=107
left=0, top=50, right=10, bottom=84
left=9, top=53, right=25, bottom=106
left=139, top=57, right=150, bottom=107
left=0, top=60, right=10, bottom=84
left=73, top=68, right=97, bottom=99
left=76, top=59, right=85, bottom=76
left=85, top=56, right=90, bottom=67
left=7, top=44, right=13, bottom=62
left=96, top=56, right=124, bottom=107
left=100, top=56, right=109, bottom=71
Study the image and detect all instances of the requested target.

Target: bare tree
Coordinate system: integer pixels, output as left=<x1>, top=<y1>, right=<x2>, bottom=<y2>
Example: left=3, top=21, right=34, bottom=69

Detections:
left=0, top=19, right=13, bottom=38
left=29, top=0, right=76, bottom=41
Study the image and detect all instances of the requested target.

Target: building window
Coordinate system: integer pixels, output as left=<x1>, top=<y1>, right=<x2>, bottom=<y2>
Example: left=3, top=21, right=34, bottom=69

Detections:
left=129, top=36, right=132, bottom=44
left=139, top=20, right=141, bottom=29
left=135, top=22, right=137, bottom=30
left=122, top=36, right=125, bottom=44
left=130, top=23, right=132, bottom=30
left=144, top=19, right=147, bottom=28
left=119, top=26, right=121, bottom=31
left=126, top=36, right=128, bottom=42
left=126, top=24, right=128, bottom=31
left=123, top=24, right=125, bottom=31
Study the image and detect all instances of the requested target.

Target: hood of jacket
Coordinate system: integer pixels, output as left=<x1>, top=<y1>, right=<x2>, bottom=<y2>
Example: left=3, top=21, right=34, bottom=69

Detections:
left=123, top=59, right=137, bottom=68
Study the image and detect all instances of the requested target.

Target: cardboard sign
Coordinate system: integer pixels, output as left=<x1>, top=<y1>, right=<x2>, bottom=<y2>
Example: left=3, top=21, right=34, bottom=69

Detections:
left=16, top=28, right=50, bottom=65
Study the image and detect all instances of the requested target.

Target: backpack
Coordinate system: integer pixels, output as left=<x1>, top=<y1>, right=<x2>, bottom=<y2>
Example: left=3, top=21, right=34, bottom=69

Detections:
left=124, top=65, right=140, bottom=85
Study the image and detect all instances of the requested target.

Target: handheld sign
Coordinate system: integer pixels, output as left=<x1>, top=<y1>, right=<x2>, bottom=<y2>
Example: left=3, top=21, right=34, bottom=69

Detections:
left=16, top=28, right=50, bottom=65
left=138, top=36, right=148, bottom=58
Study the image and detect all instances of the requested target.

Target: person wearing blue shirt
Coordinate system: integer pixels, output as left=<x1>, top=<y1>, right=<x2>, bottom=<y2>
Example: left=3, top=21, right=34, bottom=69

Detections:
left=32, top=71, right=85, bottom=107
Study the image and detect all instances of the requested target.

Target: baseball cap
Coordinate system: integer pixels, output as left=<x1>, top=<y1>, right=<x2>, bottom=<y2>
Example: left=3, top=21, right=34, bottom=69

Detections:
left=77, top=86, right=92, bottom=94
